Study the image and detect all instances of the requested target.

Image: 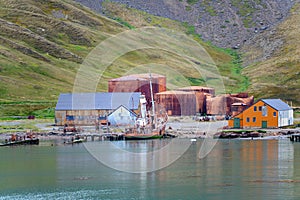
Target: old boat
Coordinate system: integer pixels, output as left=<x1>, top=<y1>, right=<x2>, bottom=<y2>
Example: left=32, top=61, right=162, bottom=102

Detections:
left=124, top=74, right=168, bottom=140
left=0, top=138, right=39, bottom=147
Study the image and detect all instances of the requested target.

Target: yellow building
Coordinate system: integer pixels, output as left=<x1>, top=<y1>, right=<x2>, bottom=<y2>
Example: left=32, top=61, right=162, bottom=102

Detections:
left=228, top=99, right=293, bottom=128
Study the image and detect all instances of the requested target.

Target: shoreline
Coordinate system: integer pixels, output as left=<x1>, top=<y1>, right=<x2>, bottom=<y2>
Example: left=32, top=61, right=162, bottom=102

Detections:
left=1, top=117, right=300, bottom=142
left=1, top=127, right=299, bottom=142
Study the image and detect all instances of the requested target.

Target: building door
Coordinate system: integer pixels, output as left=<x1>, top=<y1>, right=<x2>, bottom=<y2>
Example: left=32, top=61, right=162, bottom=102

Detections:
left=234, top=118, right=240, bottom=128
left=262, top=121, right=268, bottom=128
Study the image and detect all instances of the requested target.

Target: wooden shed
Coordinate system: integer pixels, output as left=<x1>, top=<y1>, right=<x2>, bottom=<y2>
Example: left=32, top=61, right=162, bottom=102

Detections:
left=55, top=92, right=141, bottom=126
left=228, top=99, right=294, bottom=128
left=155, top=91, right=197, bottom=116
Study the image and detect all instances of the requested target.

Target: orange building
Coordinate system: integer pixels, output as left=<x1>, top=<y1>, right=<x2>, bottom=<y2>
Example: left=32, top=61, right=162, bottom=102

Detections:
left=228, top=99, right=293, bottom=128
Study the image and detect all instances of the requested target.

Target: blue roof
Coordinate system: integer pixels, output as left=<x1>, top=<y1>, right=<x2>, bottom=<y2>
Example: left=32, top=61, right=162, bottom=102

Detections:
left=261, top=99, right=292, bottom=111
left=55, top=92, right=141, bottom=111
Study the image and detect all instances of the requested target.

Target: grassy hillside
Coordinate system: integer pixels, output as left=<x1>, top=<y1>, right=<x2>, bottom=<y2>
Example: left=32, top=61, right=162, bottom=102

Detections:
left=0, top=0, right=246, bottom=118
left=0, top=0, right=124, bottom=117
left=242, top=3, right=300, bottom=106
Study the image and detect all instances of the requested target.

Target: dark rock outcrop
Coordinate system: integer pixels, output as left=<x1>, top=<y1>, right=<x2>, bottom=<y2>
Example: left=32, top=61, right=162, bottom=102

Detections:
left=74, top=0, right=296, bottom=48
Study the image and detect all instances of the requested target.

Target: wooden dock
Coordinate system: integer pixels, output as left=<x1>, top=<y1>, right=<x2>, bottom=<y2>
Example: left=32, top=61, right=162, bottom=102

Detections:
left=290, top=134, right=300, bottom=142
left=76, top=133, right=125, bottom=141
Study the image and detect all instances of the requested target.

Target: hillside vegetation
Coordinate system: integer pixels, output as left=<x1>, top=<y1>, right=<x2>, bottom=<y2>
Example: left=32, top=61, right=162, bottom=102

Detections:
left=0, top=0, right=246, bottom=118
left=0, top=0, right=127, bottom=117
left=242, top=3, right=300, bottom=106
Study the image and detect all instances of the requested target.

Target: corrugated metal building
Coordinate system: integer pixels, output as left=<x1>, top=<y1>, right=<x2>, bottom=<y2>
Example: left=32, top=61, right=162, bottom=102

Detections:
left=176, top=86, right=215, bottom=114
left=206, top=93, right=254, bottom=116
left=55, top=92, right=141, bottom=126
left=108, top=73, right=166, bottom=107
left=155, top=91, right=197, bottom=116
left=228, top=99, right=294, bottom=128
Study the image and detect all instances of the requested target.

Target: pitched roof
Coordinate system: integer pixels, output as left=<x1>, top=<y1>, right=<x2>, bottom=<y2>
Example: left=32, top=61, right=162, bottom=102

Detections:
left=108, top=105, right=137, bottom=117
left=55, top=92, right=141, bottom=111
left=261, top=99, right=292, bottom=111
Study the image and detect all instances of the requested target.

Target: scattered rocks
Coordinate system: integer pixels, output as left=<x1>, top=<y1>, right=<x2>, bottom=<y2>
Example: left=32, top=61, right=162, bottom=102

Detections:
left=74, top=0, right=295, bottom=48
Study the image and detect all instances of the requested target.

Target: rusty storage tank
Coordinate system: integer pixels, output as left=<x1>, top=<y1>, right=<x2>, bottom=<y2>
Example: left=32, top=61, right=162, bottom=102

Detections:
left=206, top=94, right=227, bottom=115
left=206, top=93, right=254, bottom=116
left=155, top=91, right=197, bottom=116
left=177, top=86, right=215, bottom=96
left=108, top=73, right=166, bottom=105
left=176, top=86, right=215, bottom=114
left=231, top=103, right=248, bottom=117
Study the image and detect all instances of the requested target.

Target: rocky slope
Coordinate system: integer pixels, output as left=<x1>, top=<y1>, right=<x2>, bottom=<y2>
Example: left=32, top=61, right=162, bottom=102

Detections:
left=242, top=3, right=300, bottom=106
left=74, top=0, right=296, bottom=48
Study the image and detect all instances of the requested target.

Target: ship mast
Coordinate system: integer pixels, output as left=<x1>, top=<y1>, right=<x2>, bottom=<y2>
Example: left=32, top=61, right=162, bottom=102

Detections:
left=149, top=72, right=156, bottom=129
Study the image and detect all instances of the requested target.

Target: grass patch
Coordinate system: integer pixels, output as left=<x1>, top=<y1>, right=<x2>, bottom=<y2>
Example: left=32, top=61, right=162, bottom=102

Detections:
left=294, top=111, right=300, bottom=119
left=0, top=119, right=53, bottom=134
left=185, top=6, right=192, bottom=11
left=115, top=17, right=135, bottom=29
left=231, top=0, right=265, bottom=28
left=222, top=130, right=253, bottom=133
left=31, top=107, right=55, bottom=119
left=0, top=101, right=56, bottom=118
left=187, top=77, right=205, bottom=85
left=187, top=0, right=199, bottom=5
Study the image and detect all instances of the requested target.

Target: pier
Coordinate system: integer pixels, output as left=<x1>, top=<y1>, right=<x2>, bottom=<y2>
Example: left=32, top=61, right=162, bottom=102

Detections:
left=290, top=134, right=300, bottom=142
left=73, top=133, right=125, bottom=141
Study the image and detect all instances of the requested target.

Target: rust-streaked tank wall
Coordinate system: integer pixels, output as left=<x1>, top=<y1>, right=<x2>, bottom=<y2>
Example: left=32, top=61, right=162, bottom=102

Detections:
left=155, top=91, right=197, bottom=116
left=176, top=87, right=215, bottom=115
left=108, top=74, right=166, bottom=107
left=206, top=93, right=254, bottom=116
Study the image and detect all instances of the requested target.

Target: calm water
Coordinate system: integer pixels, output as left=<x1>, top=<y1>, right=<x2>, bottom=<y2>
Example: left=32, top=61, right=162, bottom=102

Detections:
left=1, top=139, right=300, bottom=200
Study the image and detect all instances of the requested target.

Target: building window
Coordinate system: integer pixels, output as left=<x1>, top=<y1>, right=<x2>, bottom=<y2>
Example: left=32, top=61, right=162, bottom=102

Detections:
left=262, top=106, right=267, bottom=116
left=253, top=117, right=256, bottom=122
left=254, top=106, right=257, bottom=111
left=273, top=112, right=277, bottom=117
left=259, top=106, right=262, bottom=111
left=246, top=117, right=250, bottom=123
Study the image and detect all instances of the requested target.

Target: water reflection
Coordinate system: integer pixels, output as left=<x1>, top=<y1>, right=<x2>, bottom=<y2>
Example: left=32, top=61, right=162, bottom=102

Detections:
left=1, top=140, right=300, bottom=199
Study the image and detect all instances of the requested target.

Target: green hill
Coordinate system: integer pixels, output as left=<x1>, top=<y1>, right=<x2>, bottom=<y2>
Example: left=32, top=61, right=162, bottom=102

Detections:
left=242, top=3, right=300, bottom=106
left=0, top=0, right=247, bottom=118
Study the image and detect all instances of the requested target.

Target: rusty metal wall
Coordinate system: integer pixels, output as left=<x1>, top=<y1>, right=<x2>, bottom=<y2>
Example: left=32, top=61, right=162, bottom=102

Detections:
left=206, top=94, right=254, bottom=116
left=108, top=74, right=167, bottom=109
left=155, top=92, right=197, bottom=116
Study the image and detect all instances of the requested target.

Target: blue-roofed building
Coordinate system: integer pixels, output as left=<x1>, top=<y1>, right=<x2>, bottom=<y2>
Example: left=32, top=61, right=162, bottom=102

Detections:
left=228, top=99, right=293, bottom=128
left=55, top=92, right=141, bottom=126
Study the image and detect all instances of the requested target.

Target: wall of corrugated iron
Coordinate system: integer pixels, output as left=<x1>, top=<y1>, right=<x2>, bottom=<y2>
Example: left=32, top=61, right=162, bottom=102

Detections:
left=155, top=92, right=197, bottom=116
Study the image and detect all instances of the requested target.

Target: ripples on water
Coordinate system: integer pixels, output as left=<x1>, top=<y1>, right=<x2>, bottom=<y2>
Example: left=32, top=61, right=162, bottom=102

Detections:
left=1, top=139, right=300, bottom=200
